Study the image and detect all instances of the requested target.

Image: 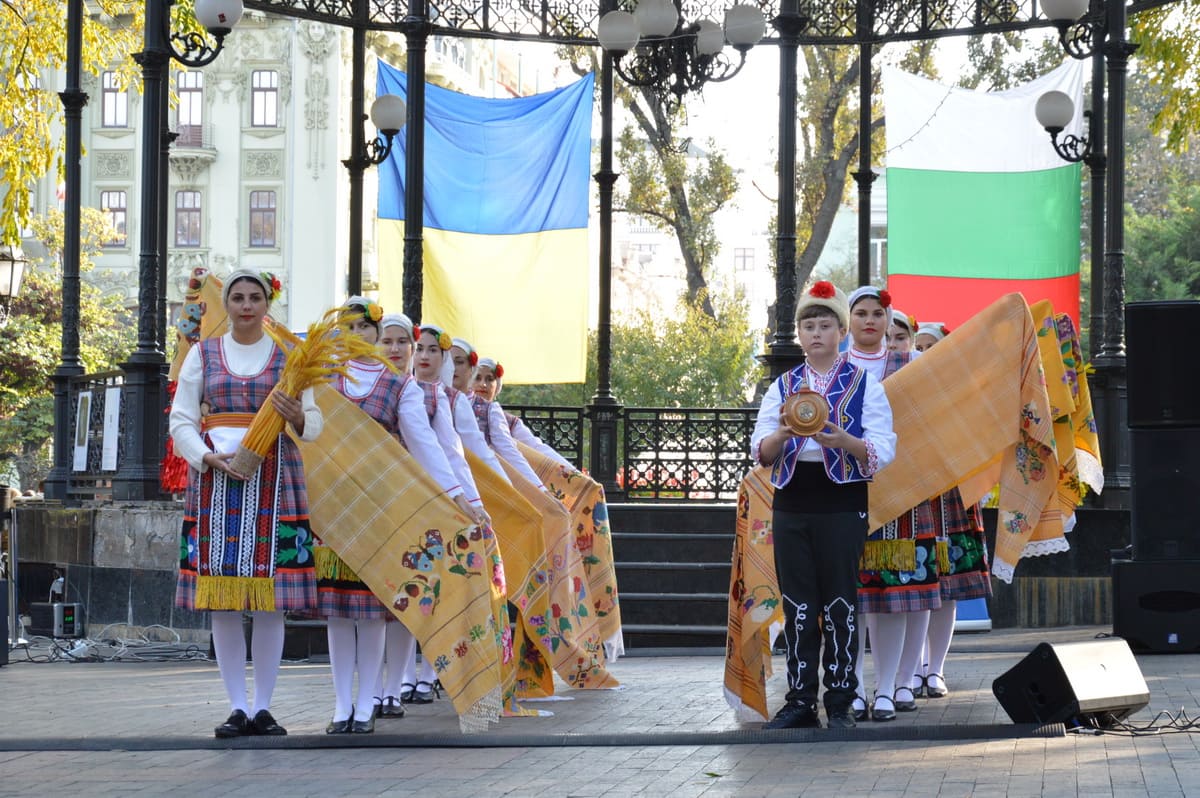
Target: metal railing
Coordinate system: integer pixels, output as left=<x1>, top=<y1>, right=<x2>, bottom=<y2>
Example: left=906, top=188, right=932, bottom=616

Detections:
left=59, top=372, right=757, bottom=504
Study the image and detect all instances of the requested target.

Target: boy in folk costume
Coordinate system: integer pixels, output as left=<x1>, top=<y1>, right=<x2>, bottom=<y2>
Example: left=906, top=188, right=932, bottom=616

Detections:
left=751, top=281, right=897, bottom=729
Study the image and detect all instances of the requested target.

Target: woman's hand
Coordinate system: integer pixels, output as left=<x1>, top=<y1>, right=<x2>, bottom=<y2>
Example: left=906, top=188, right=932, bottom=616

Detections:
left=812, top=422, right=853, bottom=450
left=270, top=390, right=305, bottom=435
left=452, top=494, right=489, bottom=527
left=202, top=451, right=250, bottom=481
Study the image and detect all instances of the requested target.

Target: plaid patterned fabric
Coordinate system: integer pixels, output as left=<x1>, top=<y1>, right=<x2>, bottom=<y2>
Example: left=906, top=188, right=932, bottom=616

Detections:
left=296, top=385, right=504, bottom=731
left=934, top=494, right=992, bottom=601
left=471, top=394, right=492, bottom=444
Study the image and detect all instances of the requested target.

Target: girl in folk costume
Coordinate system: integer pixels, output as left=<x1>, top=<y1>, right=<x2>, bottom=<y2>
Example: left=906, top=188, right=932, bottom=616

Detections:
left=314, top=298, right=406, bottom=734
left=845, top=286, right=942, bottom=723
left=399, top=323, right=499, bottom=705
left=752, top=281, right=897, bottom=729
left=907, top=323, right=991, bottom=700
left=448, top=338, right=512, bottom=482
left=914, top=322, right=949, bottom=353
left=170, top=269, right=322, bottom=738
left=370, top=313, right=488, bottom=713
left=470, top=358, right=547, bottom=490
left=475, top=358, right=574, bottom=471
left=887, top=309, right=919, bottom=355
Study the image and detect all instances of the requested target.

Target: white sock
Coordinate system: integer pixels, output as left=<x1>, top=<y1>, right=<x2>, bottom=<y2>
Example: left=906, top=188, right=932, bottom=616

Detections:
left=355, top=619, right=386, bottom=721
left=897, top=611, right=930, bottom=697
left=854, top=620, right=869, bottom=703
left=249, top=611, right=285, bottom=714
left=927, top=600, right=957, bottom=679
left=869, top=612, right=906, bottom=702
left=416, top=652, right=437, bottom=692
left=210, top=611, right=248, bottom=713
left=383, top=623, right=418, bottom=698
left=327, top=617, right=356, bottom=721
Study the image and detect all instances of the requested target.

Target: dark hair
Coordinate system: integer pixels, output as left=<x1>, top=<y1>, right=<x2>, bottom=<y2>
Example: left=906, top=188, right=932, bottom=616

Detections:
left=798, top=305, right=841, bottom=324
left=346, top=302, right=381, bottom=333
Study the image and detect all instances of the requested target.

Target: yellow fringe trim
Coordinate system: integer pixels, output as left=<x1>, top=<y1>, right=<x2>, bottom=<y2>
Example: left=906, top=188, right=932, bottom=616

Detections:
left=860, top=539, right=917, bottom=572
left=314, top=546, right=361, bottom=582
left=195, top=575, right=276, bottom=612
left=935, top=540, right=951, bottom=574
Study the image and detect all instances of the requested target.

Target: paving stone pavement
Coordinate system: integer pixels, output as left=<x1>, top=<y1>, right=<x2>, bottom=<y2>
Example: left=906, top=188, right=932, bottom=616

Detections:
left=1, top=625, right=1198, bottom=797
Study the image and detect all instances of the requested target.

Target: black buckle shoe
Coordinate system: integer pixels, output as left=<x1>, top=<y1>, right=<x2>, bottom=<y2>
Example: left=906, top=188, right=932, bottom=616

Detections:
left=410, top=679, right=439, bottom=704
left=351, top=714, right=376, bottom=734
left=826, top=708, right=857, bottom=729
left=378, top=696, right=406, bottom=718
left=894, top=686, right=918, bottom=712
left=215, top=709, right=252, bottom=739
left=764, top=702, right=821, bottom=730
left=871, top=695, right=896, bottom=722
left=250, top=709, right=288, bottom=736
left=326, top=718, right=352, bottom=734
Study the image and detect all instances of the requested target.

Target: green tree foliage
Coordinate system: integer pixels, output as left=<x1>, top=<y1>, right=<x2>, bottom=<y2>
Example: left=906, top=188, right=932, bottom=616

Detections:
left=0, top=208, right=134, bottom=489
left=0, top=0, right=145, bottom=244
left=1126, top=183, right=1200, bottom=301
left=1132, top=0, right=1200, bottom=152
left=502, top=289, right=760, bottom=408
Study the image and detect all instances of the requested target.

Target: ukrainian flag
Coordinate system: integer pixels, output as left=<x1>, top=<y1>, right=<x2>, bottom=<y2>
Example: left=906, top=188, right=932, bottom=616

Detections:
left=376, top=64, right=595, bottom=383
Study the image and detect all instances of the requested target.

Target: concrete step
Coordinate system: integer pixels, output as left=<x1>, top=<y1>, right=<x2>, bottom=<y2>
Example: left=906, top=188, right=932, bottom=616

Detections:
left=617, top=592, right=728, bottom=627
left=612, top=531, right=734, bottom=563
left=614, top=562, right=731, bottom=594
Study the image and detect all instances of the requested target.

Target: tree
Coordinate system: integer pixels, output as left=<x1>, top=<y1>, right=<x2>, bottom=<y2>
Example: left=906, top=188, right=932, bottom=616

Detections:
left=1125, top=182, right=1200, bottom=301
left=1132, top=0, right=1200, bottom=152
left=0, top=208, right=134, bottom=489
left=501, top=287, right=760, bottom=408
left=0, top=0, right=144, bottom=244
left=561, top=47, right=739, bottom=319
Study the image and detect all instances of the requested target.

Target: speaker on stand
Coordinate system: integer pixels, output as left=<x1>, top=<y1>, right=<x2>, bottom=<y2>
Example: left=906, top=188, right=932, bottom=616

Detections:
left=1115, top=300, right=1200, bottom=652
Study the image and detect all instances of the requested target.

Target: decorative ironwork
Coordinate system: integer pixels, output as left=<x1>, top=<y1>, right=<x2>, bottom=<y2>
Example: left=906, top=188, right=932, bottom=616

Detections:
left=66, top=372, right=125, bottom=502
left=1048, top=109, right=1096, bottom=164
left=505, top=405, right=586, bottom=469
left=622, top=407, right=756, bottom=501
left=1050, top=6, right=1104, bottom=59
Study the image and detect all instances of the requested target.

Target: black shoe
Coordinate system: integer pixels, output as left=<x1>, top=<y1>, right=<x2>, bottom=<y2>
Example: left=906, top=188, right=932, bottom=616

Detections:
left=894, top=686, right=918, bottom=712
left=351, top=714, right=376, bottom=734
left=926, top=673, right=949, bottom=698
left=852, top=695, right=869, bottom=722
left=826, top=708, right=857, bottom=729
left=764, top=702, right=821, bottom=730
left=378, top=696, right=406, bottom=718
left=215, top=709, right=252, bottom=739
left=399, top=682, right=416, bottom=703
left=410, top=680, right=438, bottom=704
left=326, top=718, right=352, bottom=734
left=871, top=695, right=896, bottom=722
left=250, top=709, right=288, bottom=736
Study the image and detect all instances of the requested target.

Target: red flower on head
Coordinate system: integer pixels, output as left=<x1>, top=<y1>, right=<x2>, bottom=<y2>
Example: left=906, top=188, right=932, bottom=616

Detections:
left=494, top=363, right=505, bottom=379
left=810, top=281, right=836, bottom=299
left=412, top=324, right=421, bottom=340
left=877, top=289, right=892, bottom=308
left=468, top=351, right=479, bottom=367
left=910, top=315, right=919, bottom=330
left=940, top=324, right=951, bottom=336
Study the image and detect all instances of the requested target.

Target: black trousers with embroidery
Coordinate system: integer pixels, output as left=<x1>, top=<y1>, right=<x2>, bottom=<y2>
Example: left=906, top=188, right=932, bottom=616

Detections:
left=771, top=508, right=867, bottom=713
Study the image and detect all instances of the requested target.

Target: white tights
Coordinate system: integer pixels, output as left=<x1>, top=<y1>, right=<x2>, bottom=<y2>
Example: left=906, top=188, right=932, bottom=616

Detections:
left=327, top=617, right=386, bottom=722
left=896, top=611, right=930, bottom=697
left=925, top=600, right=957, bottom=680
left=867, top=612, right=907, bottom=702
left=210, top=610, right=285, bottom=715
left=376, top=622, right=418, bottom=700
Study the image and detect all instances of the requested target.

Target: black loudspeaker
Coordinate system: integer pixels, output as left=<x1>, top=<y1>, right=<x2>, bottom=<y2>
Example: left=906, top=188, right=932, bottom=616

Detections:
left=992, top=639, right=1149, bottom=727
left=0, top=579, right=8, bottom=667
left=1129, top=429, right=1200, bottom=561
left=1113, top=559, right=1200, bottom=653
left=1126, top=300, right=1200, bottom=428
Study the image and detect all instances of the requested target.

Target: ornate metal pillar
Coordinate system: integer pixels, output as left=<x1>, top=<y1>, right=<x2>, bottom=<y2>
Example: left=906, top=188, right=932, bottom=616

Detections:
left=44, top=0, right=88, bottom=501
left=1086, top=44, right=1106, bottom=360
left=757, top=0, right=806, bottom=381
left=401, top=5, right=431, bottom=321
left=588, top=32, right=622, bottom=495
left=852, top=4, right=876, bottom=288
left=113, top=0, right=172, bottom=501
left=345, top=24, right=368, bottom=296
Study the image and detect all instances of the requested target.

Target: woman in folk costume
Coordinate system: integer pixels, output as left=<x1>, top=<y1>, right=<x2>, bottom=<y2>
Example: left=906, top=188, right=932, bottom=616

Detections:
left=314, top=298, right=409, bottom=734
left=914, top=322, right=949, bottom=353
left=845, top=286, right=942, bottom=723
left=170, top=269, right=322, bottom=739
left=470, top=358, right=547, bottom=490
left=447, top=338, right=513, bottom=482
left=370, top=313, right=489, bottom=713
left=906, top=323, right=991, bottom=700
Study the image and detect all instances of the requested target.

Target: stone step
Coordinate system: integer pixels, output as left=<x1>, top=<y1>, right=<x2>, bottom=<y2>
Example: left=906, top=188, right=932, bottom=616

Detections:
left=616, top=592, right=728, bottom=627
left=614, top=561, right=731, bottom=594
left=611, top=531, right=734, bottom=563
left=607, top=502, right=736, bottom=534
left=620, top=623, right=728, bottom=650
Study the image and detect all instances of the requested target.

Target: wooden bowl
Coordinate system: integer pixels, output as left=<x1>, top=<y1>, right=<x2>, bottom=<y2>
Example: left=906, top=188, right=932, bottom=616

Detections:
left=783, top=389, right=829, bottom=436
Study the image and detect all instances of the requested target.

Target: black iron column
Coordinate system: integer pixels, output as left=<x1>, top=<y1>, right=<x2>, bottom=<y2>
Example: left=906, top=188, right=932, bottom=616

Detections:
left=345, top=23, right=367, bottom=296
left=758, top=0, right=806, bottom=381
left=588, top=36, right=621, bottom=496
left=1092, top=0, right=1137, bottom=504
left=44, top=0, right=88, bottom=502
left=1086, top=44, right=1106, bottom=360
left=113, top=0, right=171, bottom=501
left=852, top=4, right=876, bottom=288
left=401, top=6, right=431, bottom=321
left=156, top=71, right=176, bottom=352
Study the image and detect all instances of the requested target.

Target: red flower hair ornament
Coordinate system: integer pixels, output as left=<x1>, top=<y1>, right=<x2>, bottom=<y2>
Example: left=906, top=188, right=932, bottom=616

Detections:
left=877, top=289, right=892, bottom=308
left=809, top=281, right=836, bottom=299
left=494, top=363, right=505, bottom=379
left=468, top=351, right=479, bottom=367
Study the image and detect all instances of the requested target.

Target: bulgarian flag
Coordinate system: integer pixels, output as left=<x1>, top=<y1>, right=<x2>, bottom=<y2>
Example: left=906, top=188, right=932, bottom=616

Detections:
left=883, top=61, right=1087, bottom=329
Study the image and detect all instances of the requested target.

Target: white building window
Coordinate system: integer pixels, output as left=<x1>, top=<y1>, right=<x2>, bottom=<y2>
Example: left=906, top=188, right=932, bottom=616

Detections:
left=100, top=190, right=127, bottom=247
left=175, top=190, right=202, bottom=247
left=176, top=71, right=204, bottom=146
left=251, top=70, right=279, bottom=127
left=101, top=72, right=127, bottom=128
left=249, top=190, right=277, bottom=248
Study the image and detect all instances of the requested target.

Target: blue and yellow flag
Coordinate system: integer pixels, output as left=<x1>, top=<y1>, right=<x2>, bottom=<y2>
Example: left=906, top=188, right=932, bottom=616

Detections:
left=376, top=64, right=594, bottom=383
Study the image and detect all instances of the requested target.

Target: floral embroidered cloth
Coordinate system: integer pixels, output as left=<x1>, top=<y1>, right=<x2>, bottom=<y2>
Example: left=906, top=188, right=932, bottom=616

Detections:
left=296, top=386, right=504, bottom=732
left=519, top=442, right=624, bottom=662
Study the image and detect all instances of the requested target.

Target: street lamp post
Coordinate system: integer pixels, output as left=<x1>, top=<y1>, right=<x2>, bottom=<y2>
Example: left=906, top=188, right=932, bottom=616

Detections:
left=1039, top=0, right=1136, bottom=502
left=0, top=246, right=27, bottom=324
left=112, top=0, right=243, bottom=502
